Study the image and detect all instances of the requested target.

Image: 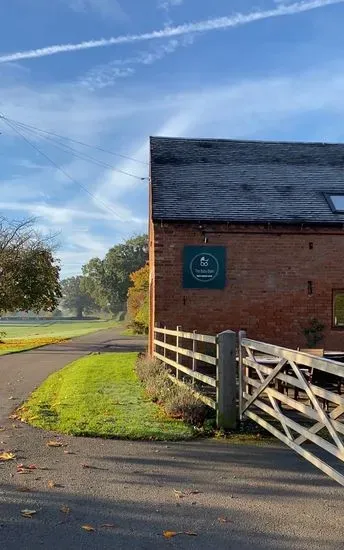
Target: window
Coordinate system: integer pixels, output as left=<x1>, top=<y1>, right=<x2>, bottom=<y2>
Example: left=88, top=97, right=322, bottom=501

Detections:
left=333, top=290, right=344, bottom=327
left=325, top=194, right=344, bottom=213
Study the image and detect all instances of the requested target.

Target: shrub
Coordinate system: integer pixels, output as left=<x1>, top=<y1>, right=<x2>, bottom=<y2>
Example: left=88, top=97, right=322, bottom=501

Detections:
left=0, top=330, right=6, bottom=343
left=164, top=382, right=209, bottom=426
left=136, top=355, right=209, bottom=426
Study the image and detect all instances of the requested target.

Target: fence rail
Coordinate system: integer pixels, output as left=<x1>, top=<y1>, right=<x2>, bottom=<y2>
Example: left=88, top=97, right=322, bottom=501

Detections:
left=240, top=337, right=344, bottom=487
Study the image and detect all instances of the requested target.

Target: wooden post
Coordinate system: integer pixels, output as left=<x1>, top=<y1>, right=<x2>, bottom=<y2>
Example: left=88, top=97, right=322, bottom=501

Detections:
left=238, top=330, right=247, bottom=422
left=163, top=326, right=167, bottom=362
left=192, top=330, right=197, bottom=385
left=216, top=330, right=238, bottom=430
left=176, top=325, right=182, bottom=379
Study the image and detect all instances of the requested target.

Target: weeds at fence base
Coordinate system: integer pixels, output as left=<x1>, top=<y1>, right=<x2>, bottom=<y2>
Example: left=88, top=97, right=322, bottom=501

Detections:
left=136, top=355, right=212, bottom=429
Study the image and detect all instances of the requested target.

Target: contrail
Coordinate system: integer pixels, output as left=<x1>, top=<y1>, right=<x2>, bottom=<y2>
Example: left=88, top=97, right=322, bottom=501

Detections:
left=0, top=0, right=342, bottom=63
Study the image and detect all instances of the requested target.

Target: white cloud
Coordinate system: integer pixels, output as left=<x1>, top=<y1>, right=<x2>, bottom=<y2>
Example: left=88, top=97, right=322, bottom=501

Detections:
left=79, top=36, right=194, bottom=90
left=0, top=0, right=343, bottom=63
left=158, top=0, right=183, bottom=10
left=62, top=0, right=127, bottom=20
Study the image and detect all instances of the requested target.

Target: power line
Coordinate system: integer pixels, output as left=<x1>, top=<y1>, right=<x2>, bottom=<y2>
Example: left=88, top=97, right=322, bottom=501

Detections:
left=0, top=117, right=128, bottom=222
left=8, top=120, right=147, bottom=179
left=0, top=114, right=148, bottom=167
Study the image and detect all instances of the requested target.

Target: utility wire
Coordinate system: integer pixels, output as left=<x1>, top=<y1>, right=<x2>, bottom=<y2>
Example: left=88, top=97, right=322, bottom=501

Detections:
left=0, top=117, right=128, bottom=222
left=0, top=114, right=148, bottom=167
left=9, top=120, right=147, bottom=179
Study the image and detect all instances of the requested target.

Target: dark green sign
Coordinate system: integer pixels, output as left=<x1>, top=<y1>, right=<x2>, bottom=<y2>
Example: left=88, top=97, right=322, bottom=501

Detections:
left=183, top=246, right=226, bottom=289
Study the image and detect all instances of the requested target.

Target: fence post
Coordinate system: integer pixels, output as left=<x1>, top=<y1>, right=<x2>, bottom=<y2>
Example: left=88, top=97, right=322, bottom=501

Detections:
left=216, top=330, right=238, bottom=430
left=192, top=330, right=197, bottom=385
left=176, top=325, right=182, bottom=379
left=238, top=330, right=247, bottom=422
left=163, top=326, right=167, bottom=361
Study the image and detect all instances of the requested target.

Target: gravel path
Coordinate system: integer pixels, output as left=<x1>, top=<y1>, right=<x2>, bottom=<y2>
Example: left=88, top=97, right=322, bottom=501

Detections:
left=0, top=330, right=343, bottom=550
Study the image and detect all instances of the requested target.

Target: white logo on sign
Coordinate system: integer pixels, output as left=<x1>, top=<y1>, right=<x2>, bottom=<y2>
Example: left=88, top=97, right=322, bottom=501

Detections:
left=200, top=256, right=209, bottom=267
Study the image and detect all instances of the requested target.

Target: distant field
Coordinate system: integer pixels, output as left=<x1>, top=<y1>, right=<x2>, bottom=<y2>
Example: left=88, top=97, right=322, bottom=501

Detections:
left=0, top=320, right=120, bottom=356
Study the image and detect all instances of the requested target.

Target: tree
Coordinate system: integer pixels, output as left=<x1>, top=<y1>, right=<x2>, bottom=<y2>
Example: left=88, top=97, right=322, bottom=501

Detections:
left=82, top=234, right=148, bottom=315
left=0, top=217, right=61, bottom=313
left=60, top=276, right=97, bottom=319
left=127, top=264, right=149, bottom=334
left=81, top=257, right=108, bottom=310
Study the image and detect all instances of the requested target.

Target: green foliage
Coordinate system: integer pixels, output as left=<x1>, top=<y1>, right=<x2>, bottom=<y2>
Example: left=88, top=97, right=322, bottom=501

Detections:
left=127, top=264, right=149, bottom=334
left=82, top=234, right=148, bottom=315
left=303, top=318, right=325, bottom=348
left=61, top=276, right=98, bottom=319
left=0, top=217, right=61, bottom=313
left=19, top=352, right=194, bottom=440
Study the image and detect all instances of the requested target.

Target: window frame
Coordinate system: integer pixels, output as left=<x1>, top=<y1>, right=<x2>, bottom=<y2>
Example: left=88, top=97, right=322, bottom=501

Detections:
left=324, top=193, right=344, bottom=213
left=332, top=289, right=344, bottom=329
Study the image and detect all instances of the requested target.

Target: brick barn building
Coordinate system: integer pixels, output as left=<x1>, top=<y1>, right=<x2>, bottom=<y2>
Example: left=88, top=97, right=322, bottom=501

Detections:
left=149, top=136, right=344, bottom=352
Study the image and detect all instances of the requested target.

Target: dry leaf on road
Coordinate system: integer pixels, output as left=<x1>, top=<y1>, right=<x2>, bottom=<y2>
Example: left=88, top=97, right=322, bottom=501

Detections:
left=163, top=531, right=197, bottom=539
left=218, top=517, right=233, bottom=524
left=21, top=509, right=37, bottom=518
left=82, top=524, right=96, bottom=532
left=60, top=505, right=71, bottom=514
left=0, top=451, right=16, bottom=461
left=46, top=441, right=64, bottom=448
left=163, top=531, right=179, bottom=539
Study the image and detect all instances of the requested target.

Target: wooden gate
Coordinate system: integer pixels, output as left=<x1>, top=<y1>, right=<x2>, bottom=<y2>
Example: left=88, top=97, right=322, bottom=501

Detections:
left=240, top=338, right=344, bottom=486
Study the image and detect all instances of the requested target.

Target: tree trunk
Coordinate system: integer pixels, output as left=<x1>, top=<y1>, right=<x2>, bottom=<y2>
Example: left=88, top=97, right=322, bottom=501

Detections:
left=76, top=307, right=83, bottom=320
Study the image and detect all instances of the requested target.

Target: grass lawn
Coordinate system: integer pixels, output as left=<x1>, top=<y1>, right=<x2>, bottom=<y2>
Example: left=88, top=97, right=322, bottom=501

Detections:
left=0, top=320, right=119, bottom=356
left=18, top=352, right=195, bottom=440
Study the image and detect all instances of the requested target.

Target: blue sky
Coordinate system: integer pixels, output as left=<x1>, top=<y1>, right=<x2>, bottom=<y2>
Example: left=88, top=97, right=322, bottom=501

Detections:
left=1, top=0, right=344, bottom=277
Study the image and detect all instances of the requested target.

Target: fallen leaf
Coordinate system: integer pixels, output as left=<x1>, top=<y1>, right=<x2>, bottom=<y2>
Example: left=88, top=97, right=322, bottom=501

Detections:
left=48, top=480, right=57, bottom=488
left=46, top=441, right=64, bottom=447
left=163, top=531, right=197, bottom=539
left=82, top=525, right=96, bottom=532
left=8, top=396, right=15, bottom=400
left=63, top=450, right=74, bottom=455
left=28, top=464, right=37, bottom=470
left=173, top=489, right=185, bottom=499
left=17, top=467, right=32, bottom=474
left=163, top=531, right=179, bottom=539
left=0, top=427, right=6, bottom=432
left=21, top=509, right=37, bottom=518
left=0, top=451, right=16, bottom=461
left=16, top=487, right=33, bottom=493
left=100, top=524, right=117, bottom=529
left=218, top=517, right=232, bottom=524
left=60, top=505, right=71, bottom=514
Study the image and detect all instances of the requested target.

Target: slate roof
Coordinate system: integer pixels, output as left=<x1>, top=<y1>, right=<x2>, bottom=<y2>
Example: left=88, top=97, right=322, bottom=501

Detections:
left=150, top=136, right=344, bottom=224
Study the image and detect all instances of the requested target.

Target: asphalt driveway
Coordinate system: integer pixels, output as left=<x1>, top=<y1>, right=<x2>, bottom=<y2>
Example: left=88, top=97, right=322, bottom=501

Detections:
left=0, top=329, right=343, bottom=550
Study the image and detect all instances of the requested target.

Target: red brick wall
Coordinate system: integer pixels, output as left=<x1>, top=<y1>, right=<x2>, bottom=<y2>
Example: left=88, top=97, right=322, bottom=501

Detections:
left=149, top=222, right=344, bottom=351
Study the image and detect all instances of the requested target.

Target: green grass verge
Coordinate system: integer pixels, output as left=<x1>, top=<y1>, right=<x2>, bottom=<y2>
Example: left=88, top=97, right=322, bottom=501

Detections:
left=0, top=320, right=120, bottom=356
left=19, top=352, right=195, bottom=440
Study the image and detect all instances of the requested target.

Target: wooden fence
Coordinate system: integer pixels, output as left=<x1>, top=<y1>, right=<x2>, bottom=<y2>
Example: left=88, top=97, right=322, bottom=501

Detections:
left=240, top=337, right=344, bottom=487
left=153, top=327, right=237, bottom=429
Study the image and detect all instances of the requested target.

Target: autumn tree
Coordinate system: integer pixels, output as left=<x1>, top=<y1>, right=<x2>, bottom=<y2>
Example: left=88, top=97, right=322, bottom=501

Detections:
left=127, top=264, right=149, bottom=334
left=0, top=217, right=61, bottom=313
